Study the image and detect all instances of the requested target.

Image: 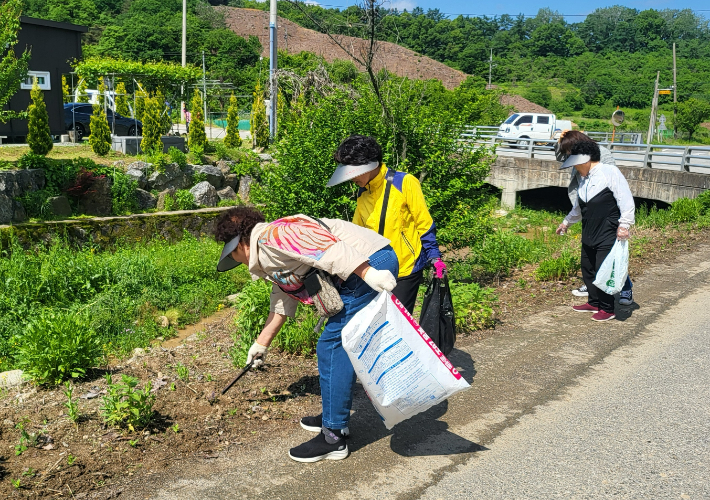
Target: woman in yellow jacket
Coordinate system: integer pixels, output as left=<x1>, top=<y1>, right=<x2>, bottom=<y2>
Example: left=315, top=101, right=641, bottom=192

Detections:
left=327, top=135, right=446, bottom=313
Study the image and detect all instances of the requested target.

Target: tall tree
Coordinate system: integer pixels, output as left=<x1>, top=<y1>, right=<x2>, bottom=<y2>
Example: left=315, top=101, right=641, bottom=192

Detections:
left=26, top=79, right=53, bottom=155
left=115, top=81, right=130, bottom=116
left=0, top=0, right=31, bottom=123
left=140, top=95, right=163, bottom=154
left=89, top=104, right=112, bottom=155
left=188, top=89, right=207, bottom=150
left=224, top=94, right=240, bottom=148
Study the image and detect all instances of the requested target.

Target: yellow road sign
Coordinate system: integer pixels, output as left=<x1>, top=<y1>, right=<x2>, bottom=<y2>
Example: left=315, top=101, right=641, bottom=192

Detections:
left=658, top=90, right=672, bottom=95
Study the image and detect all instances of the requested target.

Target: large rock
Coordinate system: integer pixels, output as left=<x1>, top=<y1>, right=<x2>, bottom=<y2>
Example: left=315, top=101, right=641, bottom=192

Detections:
left=190, top=181, right=218, bottom=207
left=257, top=153, right=273, bottom=162
left=193, top=165, right=224, bottom=189
left=126, top=168, right=147, bottom=189
left=157, top=188, right=177, bottom=211
left=0, top=193, right=13, bottom=225
left=0, top=370, right=24, bottom=388
left=217, top=186, right=237, bottom=202
left=77, top=176, right=112, bottom=216
left=11, top=200, right=27, bottom=223
left=223, top=174, right=239, bottom=191
left=147, top=163, right=188, bottom=191
left=216, top=160, right=235, bottom=175
left=238, top=175, right=253, bottom=202
left=125, top=160, right=152, bottom=174
left=0, top=169, right=46, bottom=197
left=48, top=196, right=72, bottom=218
left=135, top=188, right=157, bottom=210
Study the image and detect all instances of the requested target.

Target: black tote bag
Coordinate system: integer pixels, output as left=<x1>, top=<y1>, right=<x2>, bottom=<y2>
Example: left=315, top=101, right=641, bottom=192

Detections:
left=419, top=275, right=456, bottom=356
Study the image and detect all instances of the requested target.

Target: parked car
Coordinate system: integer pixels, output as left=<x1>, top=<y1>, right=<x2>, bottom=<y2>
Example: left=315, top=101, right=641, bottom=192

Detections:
left=497, top=113, right=572, bottom=144
left=64, top=103, right=142, bottom=142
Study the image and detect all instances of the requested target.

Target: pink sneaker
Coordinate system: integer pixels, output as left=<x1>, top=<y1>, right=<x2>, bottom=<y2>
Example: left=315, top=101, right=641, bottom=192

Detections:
left=591, top=310, right=616, bottom=322
left=572, top=303, right=598, bottom=313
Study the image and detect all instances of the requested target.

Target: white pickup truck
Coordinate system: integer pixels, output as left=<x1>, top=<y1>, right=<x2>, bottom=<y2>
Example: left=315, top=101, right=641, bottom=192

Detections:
left=497, top=113, right=572, bottom=143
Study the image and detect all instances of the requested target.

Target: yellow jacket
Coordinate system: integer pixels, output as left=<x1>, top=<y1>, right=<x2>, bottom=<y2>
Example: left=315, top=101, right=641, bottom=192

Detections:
left=353, top=165, right=441, bottom=277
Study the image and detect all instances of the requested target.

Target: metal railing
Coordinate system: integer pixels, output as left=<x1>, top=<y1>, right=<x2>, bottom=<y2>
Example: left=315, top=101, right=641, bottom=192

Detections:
left=462, top=127, right=710, bottom=172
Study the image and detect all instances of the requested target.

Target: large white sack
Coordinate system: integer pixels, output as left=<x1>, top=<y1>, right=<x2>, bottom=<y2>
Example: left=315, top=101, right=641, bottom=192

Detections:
left=593, top=239, right=629, bottom=295
left=342, top=291, right=470, bottom=430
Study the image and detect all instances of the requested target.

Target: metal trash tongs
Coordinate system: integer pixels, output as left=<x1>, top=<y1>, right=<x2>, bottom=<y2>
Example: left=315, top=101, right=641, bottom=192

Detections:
left=221, top=353, right=262, bottom=395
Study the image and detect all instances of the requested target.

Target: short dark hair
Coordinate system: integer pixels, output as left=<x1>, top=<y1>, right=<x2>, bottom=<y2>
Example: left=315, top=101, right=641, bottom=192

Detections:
left=214, top=207, right=265, bottom=245
left=569, top=140, right=601, bottom=162
left=558, top=130, right=596, bottom=155
left=333, top=135, right=382, bottom=165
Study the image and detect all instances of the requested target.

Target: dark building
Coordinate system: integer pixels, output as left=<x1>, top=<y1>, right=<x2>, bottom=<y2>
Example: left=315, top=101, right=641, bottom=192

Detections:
left=0, top=17, right=87, bottom=141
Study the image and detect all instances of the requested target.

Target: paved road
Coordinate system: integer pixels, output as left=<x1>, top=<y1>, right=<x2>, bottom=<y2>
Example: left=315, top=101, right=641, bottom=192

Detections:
left=117, top=244, right=710, bottom=500
left=421, top=281, right=710, bottom=499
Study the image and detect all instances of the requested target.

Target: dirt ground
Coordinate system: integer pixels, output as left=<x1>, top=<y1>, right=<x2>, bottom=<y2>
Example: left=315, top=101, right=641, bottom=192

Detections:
left=1, top=224, right=708, bottom=498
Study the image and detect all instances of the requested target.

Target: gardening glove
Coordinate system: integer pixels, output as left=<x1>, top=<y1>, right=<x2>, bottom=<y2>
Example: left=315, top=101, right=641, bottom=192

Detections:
left=246, top=341, right=268, bottom=368
left=433, top=258, right=447, bottom=279
left=363, top=268, right=397, bottom=293
left=617, top=226, right=630, bottom=241
left=556, top=222, right=569, bottom=236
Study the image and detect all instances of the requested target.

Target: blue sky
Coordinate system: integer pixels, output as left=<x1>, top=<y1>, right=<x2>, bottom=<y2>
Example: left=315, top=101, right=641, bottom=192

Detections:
left=314, top=0, right=710, bottom=19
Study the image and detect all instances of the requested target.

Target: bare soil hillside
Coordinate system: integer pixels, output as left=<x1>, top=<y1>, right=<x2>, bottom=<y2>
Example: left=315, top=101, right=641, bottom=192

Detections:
left=222, top=7, right=467, bottom=89
left=500, top=94, right=552, bottom=114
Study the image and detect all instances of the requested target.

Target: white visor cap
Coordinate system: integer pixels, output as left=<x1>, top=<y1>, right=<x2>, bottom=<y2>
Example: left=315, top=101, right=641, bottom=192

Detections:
left=560, top=154, right=591, bottom=169
left=326, top=161, right=380, bottom=187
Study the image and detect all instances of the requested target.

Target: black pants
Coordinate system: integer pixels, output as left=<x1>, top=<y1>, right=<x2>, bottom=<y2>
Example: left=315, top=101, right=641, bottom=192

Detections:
left=581, top=243, right=615, bottom=313
left=393, top=269, right=424, bottom=314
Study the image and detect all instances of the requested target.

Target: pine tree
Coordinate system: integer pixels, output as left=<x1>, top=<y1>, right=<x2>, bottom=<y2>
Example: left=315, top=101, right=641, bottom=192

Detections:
left=134, top=83, right=149, bottom=123
left=115, top=81, right=130, bottom=117
left=26, top=79, right=53, bottom=155
left=141, top=95, right=163, bottom=154
left=188, top=89, right=207, bottom=150
left=224, top=94, right=240, bottom=148
left=62, top=75, right=70, bottom=104
left=89, top=104, right=112, bottom=156
left=76, top=79, right=89, bottom=103
left=250, top=82, right=269, bottom=149
left=155, top=89, right=171, bottom=135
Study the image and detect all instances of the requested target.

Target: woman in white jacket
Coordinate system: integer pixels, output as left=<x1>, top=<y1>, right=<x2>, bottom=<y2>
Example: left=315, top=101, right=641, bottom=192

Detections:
left=215, top=207, right=398, bottom=462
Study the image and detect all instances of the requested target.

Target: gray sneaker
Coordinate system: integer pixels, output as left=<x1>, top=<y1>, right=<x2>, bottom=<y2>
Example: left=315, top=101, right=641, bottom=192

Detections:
left=572, top=284, right=588, bottom=297
left=619, top=289, right=633, bottom=306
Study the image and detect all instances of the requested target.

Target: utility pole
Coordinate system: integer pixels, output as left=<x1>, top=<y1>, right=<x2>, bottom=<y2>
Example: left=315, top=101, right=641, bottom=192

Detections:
left=269, top=0, right=277, bottom=140
left=673, top=42, right=678, bottom=139
left=488, top=48, right=493, bottom=89
left=181, top=0, right=187, bottom=123
left=202, top=50, right=208, bottom=134
left=647, top=71, right=660, bottom=145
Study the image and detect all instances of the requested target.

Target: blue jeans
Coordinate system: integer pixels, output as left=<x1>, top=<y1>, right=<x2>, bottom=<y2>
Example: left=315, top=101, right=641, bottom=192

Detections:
left=622, top=275, right=633, bottom=292
left=317, top=246, right=399, bottom=430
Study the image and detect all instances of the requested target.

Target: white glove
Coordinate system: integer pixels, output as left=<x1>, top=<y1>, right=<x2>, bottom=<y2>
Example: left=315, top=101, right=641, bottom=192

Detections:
left=362, top=268, right=397, bottom=293
left=246, top=341, right=268, bottom=367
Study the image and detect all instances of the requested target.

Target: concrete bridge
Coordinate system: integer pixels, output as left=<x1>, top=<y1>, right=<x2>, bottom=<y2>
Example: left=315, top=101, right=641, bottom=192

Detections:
left=488, top=156, right=710, bottom=209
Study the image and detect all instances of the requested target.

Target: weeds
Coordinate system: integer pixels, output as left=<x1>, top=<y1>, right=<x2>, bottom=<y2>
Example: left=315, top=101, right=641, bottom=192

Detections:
left=14, top=419, right=40, bottom=456
left=449, top=282, right=497, bottom=331
left=535, top=250, right=580, bottom=281
left=67, top=454, right=76, bottom=465
left=63, top=381, right=80, bottom=424
left=11, top=479, right=21, bottom=489
left=175, top=363, right=189, bottom=382
left=171, top=423, right=180, bottom=433
left=101, top=374, right=155, bottom=431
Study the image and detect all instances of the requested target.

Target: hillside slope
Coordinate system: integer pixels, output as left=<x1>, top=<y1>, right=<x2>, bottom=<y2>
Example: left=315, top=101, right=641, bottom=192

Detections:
left=222, top=7, right=467, bottom=89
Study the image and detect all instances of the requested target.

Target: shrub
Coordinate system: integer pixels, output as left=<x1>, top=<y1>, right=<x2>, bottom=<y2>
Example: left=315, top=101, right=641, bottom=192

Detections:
left=26, top=80, right=53, bottom=156
left=101, top=374, right=155, bottom=431
left=111, top=172, right=138, bottom=215
left=14, top=310, right=102, bottom=385
left=670, top=197, right=701, bottom=223
left=115, top=81, right=130, bottom=117
left=224, top=94, right=240, bottom=148
left=89, top=105, right=112, bottom=156
left=164, top=189, right=195, bottom=211
left=437, top=203, right=494, bottom=250
left=449, top=282, right=497, bottom=331
left=168, top=146, right=187, bottom=169
left=141, top=95, right=163, bottom=155
left=188, top=89, right=207, bottom=151
left=133, top=84, right=148, bottom=123
left=535, top=249, right=580, bottom=281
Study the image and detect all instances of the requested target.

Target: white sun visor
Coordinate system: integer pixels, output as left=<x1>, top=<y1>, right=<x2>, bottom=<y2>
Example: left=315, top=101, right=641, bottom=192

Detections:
left=326, top=161, right=380, bottom=187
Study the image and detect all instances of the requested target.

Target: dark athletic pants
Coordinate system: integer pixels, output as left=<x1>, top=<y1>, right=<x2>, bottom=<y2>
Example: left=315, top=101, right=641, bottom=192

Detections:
left=581, top=243, right=615, bottom=314
left=393, top=269, right=424, bottom=314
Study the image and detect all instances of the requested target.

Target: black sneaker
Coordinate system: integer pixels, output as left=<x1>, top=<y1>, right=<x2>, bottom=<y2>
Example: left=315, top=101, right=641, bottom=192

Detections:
left=289, top=428, right=349, bottom=463
left=300, top=414, right=349, bottom=436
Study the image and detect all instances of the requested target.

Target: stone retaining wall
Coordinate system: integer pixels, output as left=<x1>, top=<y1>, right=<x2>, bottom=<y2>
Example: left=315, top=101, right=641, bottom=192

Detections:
left=0, top=206, right=235, bottom=249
